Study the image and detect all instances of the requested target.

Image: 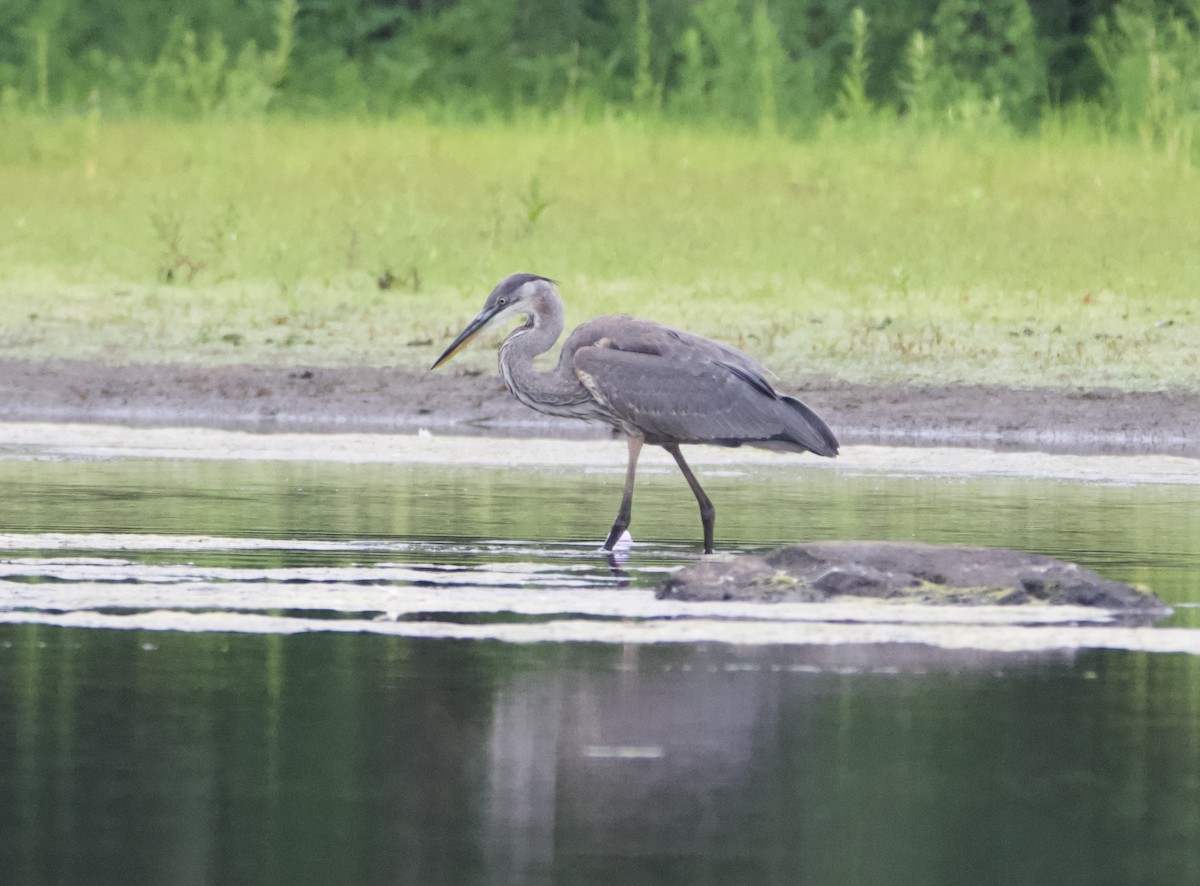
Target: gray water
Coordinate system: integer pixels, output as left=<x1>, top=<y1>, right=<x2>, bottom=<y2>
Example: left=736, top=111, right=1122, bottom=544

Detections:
left=2, top=452, right=1200, bottom=884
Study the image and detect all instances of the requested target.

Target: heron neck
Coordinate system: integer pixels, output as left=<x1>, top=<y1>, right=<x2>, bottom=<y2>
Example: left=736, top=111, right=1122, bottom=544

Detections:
left=497, top=295, right=581, bottom=410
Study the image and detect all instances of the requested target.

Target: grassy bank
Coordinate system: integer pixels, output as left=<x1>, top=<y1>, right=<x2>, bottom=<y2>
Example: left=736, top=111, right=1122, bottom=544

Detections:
left=1, top=114, right=1197, bottom=389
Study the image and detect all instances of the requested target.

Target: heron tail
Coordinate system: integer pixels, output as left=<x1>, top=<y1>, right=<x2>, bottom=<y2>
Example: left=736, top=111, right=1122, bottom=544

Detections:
left=779, top=395, right=839, bottom=457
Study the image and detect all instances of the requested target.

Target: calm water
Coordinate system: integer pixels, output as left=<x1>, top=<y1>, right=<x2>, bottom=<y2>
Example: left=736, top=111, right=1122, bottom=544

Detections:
left=2, top=453, right=1199, bottom=885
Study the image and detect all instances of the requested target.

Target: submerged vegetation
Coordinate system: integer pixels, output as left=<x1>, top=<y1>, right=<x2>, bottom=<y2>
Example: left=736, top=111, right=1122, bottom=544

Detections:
left=1, top=0, right=1199, bottom=388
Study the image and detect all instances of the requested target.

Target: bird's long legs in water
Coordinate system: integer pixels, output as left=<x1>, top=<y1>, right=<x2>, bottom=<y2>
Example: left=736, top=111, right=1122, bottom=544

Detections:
left=664, top=443, right=715, bottom=555
left=603, top=437, right=716, bottom=555
left=603, top=434, right=643, bottom=551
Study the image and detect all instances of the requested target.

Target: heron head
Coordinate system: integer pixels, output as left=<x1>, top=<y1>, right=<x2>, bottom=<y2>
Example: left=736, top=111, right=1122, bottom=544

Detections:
left=431, top=273, right=558, bottom=368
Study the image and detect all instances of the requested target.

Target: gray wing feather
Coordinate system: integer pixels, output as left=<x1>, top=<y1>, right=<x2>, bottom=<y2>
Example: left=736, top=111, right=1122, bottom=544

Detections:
left=571, top=320, right=838, bottom=457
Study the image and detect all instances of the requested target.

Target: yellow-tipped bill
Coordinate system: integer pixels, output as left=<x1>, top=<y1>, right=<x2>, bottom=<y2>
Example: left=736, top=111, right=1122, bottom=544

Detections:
left=431, top=305, right=500, bottom=369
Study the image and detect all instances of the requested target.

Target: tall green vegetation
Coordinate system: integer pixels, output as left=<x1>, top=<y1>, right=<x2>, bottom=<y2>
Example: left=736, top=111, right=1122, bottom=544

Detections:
left=928, top=0, right=1045, bottom=126
left=1091, top=0, right=1200, bottom=162
left=899, top=29, right=935, bottom=124
left=0, top=0, right=1197, bottom=155
left=632, top=0, right=660, bottom=115
left=836, top=7, right=872, bottom=121
left=2, top=0, right=1199, bottom=388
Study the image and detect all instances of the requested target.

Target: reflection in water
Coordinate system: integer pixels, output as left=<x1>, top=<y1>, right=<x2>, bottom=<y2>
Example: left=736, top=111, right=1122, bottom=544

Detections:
left=2, top=631, right=1199, bottom=885
left=0, top=454, right=1198, bottom=883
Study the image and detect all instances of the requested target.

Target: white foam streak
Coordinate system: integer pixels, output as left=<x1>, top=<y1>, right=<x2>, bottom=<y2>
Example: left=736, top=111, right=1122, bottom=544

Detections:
left=0, top=579, right=1118, bottom=625
left=2, top=608, right=1200, bottom=655
left=3, top=423, right=1197, bottom=485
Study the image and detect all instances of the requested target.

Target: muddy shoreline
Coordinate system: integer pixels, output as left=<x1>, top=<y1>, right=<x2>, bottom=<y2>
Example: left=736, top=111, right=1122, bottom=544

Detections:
left=1, top=359, right=1197, bottom=457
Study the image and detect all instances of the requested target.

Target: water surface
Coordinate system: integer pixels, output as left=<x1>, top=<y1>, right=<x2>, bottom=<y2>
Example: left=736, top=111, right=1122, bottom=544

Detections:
left=1, top=439, right=1199, bottom=884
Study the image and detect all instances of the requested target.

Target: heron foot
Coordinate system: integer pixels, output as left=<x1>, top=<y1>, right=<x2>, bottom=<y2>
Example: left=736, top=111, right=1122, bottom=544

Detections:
left=601, top=529, right=632, bottom=552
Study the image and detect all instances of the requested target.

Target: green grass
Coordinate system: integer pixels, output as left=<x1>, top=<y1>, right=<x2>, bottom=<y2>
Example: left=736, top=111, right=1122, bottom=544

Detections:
left=1, top=113, right=1198, bottom=389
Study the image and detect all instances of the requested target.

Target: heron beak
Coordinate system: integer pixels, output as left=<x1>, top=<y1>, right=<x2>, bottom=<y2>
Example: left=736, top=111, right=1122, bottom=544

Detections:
left=431, top=305, right=499, bottom=369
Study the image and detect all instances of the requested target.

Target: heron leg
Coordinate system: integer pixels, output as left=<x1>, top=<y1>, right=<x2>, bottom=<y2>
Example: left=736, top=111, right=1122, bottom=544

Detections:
left=663, top=443, right=715, bottom=554
left=603, top=434, right=643, bottom=551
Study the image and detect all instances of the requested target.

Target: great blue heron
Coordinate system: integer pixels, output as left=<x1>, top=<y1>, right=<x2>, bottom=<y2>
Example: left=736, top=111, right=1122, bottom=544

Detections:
left=432, top=273, right=839, bottom=553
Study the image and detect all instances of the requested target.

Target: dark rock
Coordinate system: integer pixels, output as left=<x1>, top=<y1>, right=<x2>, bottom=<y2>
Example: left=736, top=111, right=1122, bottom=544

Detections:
left=658, top=541, right=1170, bottom=616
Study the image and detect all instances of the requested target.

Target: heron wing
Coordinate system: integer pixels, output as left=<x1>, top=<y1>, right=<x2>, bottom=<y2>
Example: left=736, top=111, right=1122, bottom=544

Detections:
left=565, top=315, right=775, bottom=381
left=572, top=331, right=838, bottom=457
